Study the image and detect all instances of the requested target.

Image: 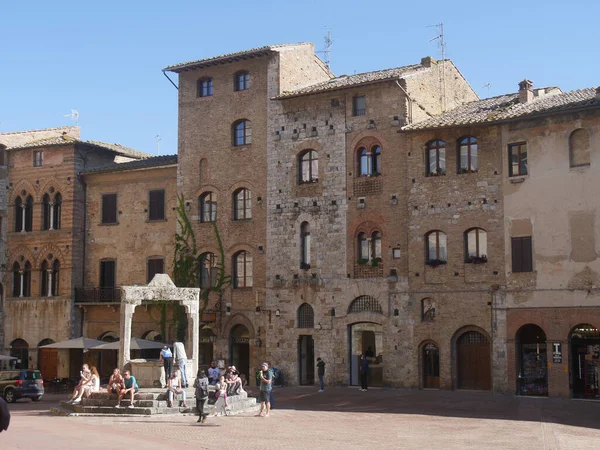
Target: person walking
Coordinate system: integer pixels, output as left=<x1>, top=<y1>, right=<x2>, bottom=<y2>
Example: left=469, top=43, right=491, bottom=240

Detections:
left=173, top=340, right=188, bottom=388
left=194, top=369, right=209, bottom=423
left=159, top=345, right=174, bottom=385
left=255, top=363, right=272, bottom=417
left=359, top=353, right=369, bottom=391
left=317, top=357, right=326, bottom=392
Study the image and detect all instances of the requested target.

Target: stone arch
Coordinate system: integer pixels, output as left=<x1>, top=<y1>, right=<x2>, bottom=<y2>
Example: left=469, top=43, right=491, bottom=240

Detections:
left=98, top=331, right=119, bottom=342
left=349, top=130, right=390, bottom=153
left=226, top=242, right=256, bottom=254
left=418, top=339, right=442, bottom=389
left=222, top=313, right=256, bottom=339
left=195, top=184, right=221, bottom=199
left=348, top=212, right=387, bottom=238
left=36, top=243, right=66, bottom=267
left=348, top=295, right=383, bottom=315
left=38, top=177, right=65, bottom=200
left=10, top=179, right=37, bottom=204
left=11, top=245, right=37, bottom=268
left=451, top=325, right=492, bottom=391
left=142, top=330, right=163, bottom=341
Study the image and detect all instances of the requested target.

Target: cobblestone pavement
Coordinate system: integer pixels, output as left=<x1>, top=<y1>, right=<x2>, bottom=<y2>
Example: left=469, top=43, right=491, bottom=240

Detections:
left=3, top=387, right=600, bottom=449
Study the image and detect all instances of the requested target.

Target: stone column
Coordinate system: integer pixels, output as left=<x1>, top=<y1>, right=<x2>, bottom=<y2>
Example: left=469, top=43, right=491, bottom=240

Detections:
left=20, top=206, right=26, bottom=232
left=47, top=270, right=53, bottom=297
left=184, top=301, right=200, bottom=380
left=19, top=271, right=24, bottom=297
left=118, top=302, right=137, bottom=369
left=491, top=290, right=508, bottom=393
left=49, top=203, right=54, bottom=231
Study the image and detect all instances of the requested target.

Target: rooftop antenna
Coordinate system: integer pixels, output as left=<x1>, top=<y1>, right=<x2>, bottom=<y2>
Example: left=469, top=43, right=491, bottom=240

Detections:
left=317, top=27, right=333, bottom=69
left=483, top=82, right=492, bottom=97
left=64, top=109, right=79, bottom=126
left=155, top=135, right=162, bottom=155
left=428, top=23, right=446, bottom=111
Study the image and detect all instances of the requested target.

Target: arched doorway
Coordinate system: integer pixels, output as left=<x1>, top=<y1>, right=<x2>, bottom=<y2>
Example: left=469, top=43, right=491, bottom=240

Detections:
left=10, top=338, right=29, bottom=369
left=38, top=338, right=57, bottom=379
left=229, top=324, right=250, bottom=381
left=199, top=327, right=215, bottom=366
left=422, top=342, right=440, bottom=389
left=456, top=330, right=491, bottom=390
left=569, top=324, right=600, bottom=399
left=349, top=323, right=383, bottom=386
left=516, top=324, right=548, bottom=396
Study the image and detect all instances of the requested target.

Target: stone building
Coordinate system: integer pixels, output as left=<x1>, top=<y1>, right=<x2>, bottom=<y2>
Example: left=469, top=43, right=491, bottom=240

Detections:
left=0, top=128, right=149, bottom=376
left=403, top=81, right=600, bottom=398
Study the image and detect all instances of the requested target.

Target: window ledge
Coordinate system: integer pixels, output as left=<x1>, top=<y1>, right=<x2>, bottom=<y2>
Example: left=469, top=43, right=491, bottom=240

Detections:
left=509, top=175, right=527, bottom=184
left=232, top=145, right=251, bottom=150
left=99, top=222, right=119, bottom=226
left=146, top=219, right=167, bottom=223
left=232, top=218, right=252, bottom=223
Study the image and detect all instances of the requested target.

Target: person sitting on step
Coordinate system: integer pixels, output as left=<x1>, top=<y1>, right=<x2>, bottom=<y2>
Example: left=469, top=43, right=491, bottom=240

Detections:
left=107, top=368, right=125, bottom=397
left=166, top=370, right=188, bottom=408
left=116, top=370, right=138, bottom=409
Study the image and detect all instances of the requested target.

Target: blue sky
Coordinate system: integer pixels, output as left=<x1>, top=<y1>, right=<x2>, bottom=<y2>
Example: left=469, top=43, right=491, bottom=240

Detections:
left=1, top=0, right=598, bottom=156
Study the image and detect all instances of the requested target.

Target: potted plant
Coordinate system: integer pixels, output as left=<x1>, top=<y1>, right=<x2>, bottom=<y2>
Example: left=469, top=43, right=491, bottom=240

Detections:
left=371, top=257, right=381, bottom=267
left=358, top=258, right=369, bottom=265
left=426, top=259, right=447, bottom=267
left=467, top=255, right=487, bottom=264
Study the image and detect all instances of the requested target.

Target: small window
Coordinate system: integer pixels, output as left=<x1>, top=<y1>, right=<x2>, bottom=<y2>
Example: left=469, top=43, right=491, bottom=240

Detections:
left=300, top=222, right=311, bottom=267
left=233, top=188, right=252, bottom=220
left=199, top=192, right=217, bottom=223
left=101, top=194, right=118, bottom=224
left=234, top=71, right=249, bottom=91
left=569, top=129, right=590, bottom=168
left=511, top=236, right=532, bottom=273
left=371, top=231, right=382, bottom=260
left=358, top=146, right=381, bottom=176
left=426, top=230, right=447, bottom=264
left=0, top=147, right=5, bottom=166
left=509, top=142, right=527, bottom=176
left=299, top=150, right=318, bottom=184
left=426, top=140, right=446, bottom=176
left=232, top=120, right=252, bottom=146
left=297, top=303, right=314, bottom=328
left=14, top=196, right=23, bottom=232
left=148, top=189, right=165, bottom=221
left=458, top=136, right=478, bottom=173
left=358, top=232, right=369, bottom=261
left=233, top=251, right=252, bottom=288
left=197, top=78, right=213, bottom=97
left=33, top=151, right=44, bottom=167
left=353, top=96, right=366, bottom=116
left=53, top=193, right=62, bottom=230
left=421, top=298, right=435, bottom=322
left=42, top=194, right=51, bottom=230
left=147, top=258, right=165, bottom=283
left=392, top=248, right=401, bottom=259
left=465, top=228, right=487, bottom=263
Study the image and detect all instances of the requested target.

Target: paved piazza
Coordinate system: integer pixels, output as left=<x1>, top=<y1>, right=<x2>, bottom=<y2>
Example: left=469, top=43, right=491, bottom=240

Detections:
left=2, top=388, right=600, bottom=449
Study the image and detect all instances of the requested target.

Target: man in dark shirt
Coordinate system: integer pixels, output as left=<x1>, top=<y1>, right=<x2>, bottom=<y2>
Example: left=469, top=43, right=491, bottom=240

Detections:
left=360, top=354, right=370, bottom=391
left=255, top=363, right=272, bottom=417
left=317, top=357, right=326, bottom=392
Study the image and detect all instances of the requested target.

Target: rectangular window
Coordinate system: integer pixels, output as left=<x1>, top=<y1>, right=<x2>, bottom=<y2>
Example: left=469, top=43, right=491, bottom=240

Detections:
left=101, top=194, right=117, bottom=224
left=33, top=151, right=44, bottom=167
left=353, top=96, right=366, bottom=116
left=147, top=258, right=165, bottom=283
left=392, top=248, right=401, bottom=259
left=509, top=143, right=528, bottom=176
left=148, top=189, right=165, bottom=221
left=511, top=236, right=533, bottom=273
left=99, top=260, right=116, bottom=288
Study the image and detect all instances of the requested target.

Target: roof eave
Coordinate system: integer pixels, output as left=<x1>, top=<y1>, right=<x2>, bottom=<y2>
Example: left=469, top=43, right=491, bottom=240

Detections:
left=273, top=77, right=407, bottom=101
left=81, top=163, right=177, bottom=176
left=163, top=50, right=273, bottom=73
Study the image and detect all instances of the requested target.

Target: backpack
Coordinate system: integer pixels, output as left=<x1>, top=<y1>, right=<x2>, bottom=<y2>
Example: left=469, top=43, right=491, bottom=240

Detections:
left=195, top=377, right=209, bottom=399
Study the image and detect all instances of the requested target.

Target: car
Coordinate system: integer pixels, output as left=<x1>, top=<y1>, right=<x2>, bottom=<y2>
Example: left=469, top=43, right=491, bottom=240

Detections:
left=0, top=370, right=45, bottom=403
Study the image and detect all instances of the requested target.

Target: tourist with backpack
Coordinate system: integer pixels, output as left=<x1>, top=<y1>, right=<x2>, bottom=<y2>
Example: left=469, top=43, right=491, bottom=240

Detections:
left=194, top=369, right=209, bottom=423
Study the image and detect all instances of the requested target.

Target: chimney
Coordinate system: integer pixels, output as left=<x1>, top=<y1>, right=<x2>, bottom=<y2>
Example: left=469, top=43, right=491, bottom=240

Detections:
left=421, top=56, right=438, bottom=68
left=518, top=79, right=534, bottom=103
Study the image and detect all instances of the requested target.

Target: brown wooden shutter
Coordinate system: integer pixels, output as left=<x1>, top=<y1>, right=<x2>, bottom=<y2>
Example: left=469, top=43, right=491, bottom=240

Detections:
left=521, top=236, right=532, bottom=272
left=149, top=190, right=165, bottom=220
left=102, top=194, right=117, bottom=224
left=147, top=258, right=164, bottom=283
left=511, top=237, right=522, bottom=272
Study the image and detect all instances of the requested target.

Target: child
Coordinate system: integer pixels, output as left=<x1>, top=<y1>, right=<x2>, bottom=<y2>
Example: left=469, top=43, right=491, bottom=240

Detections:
left=211, top=375, right=229, bottom=415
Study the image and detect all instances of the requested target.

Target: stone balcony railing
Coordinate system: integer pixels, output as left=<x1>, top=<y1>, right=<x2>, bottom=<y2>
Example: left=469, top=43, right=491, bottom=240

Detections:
left=354, top=263, right=384, bottom=279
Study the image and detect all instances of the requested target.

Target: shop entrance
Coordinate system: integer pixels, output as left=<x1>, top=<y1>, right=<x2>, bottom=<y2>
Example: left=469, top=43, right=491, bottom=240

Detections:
left=37, top=339, right=57, bottom=379
left=569, top=324, right=600, bottom=399
left=457, top=330, right=491, bottom=390
left=422, top=343, right=440, bottom=389
left=516, top=324, right=548, bottom=396
left=229, top=324, right=250, bottom=381
left=298, top=335, right=315, bottom=385
left=349, top=323, right=383, bottom=387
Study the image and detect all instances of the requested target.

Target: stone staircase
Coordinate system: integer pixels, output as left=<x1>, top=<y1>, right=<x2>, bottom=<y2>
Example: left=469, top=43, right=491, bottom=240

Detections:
left=50, top=388, right=259, bottom=417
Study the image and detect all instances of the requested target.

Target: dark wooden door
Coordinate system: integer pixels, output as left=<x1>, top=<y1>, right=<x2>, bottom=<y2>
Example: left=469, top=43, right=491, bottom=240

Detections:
left=39, top=348, right=58, bottom=379
left=457, top=331, right=491, bottom=390
left=423, top=344, right=440, bottom=389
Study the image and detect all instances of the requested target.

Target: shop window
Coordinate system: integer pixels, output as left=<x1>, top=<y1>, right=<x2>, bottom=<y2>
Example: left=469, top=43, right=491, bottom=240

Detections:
left=516, top=324, right=548, bottom=396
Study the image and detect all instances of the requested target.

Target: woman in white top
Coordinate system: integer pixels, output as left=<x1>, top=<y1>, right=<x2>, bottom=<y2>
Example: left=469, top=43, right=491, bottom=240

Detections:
left=72, top=366, right=100, bottom=403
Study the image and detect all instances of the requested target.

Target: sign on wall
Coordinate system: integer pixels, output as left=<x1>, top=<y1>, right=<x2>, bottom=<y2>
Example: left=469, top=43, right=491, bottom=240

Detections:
left=552, top=342, right=562, bottom=363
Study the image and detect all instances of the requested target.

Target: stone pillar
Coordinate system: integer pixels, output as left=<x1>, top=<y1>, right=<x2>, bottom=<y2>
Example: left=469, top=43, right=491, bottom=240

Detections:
left=19, top=271, right=24, bottom=297
left=20, top=206, right=26, bottom=232
left=491, top=290, right=508, bottom=393
left=47, top=270, right=53, bottom=297
left=118, top=302, right=137, bottom=369
left=49, top=203, right=54, bottom=230
left=185, top=302, right=200, bottom=380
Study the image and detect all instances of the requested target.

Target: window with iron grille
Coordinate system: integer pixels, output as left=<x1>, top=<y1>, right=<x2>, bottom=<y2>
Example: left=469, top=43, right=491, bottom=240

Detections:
left=348, top=295, right=383, bottom=314
left=148, top=189, right=165, bottom=221
left=147, top=257, right=165, bottom=283
left=459, top=331, right=489, bottom=345
left=353, top=96, right=366, bottom=116
left=101, top=193, right=118, bottom=224
left=297, top=303, right=314, bottom=328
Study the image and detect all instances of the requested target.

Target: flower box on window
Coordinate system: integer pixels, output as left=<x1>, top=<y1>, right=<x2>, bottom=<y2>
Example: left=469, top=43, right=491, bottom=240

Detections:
left=425, top=259, right=447, bottom=267
left=358, top=258, right=369, bottom=265
left=371, top=257, right=381, bottom=268
left=466, top=255, right=487, bottom=264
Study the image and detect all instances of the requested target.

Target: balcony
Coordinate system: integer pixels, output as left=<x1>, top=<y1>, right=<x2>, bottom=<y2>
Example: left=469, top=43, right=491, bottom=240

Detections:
left=75, top=287, right=121, bottom=304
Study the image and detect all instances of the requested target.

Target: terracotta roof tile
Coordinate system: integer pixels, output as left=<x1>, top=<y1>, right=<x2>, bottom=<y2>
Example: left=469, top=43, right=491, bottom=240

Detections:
left=81, top=155, right=177, bottom=175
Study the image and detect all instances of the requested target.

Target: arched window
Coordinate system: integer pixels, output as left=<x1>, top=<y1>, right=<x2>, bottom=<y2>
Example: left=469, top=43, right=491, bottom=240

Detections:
left=465, top=228, right=487, bottom=263
left=199, top=252, right=218, bottom=289
left=52, top=259, right=60, bottom=296
left=348, top=295, right=383, bottom=314
left=25, top=195, right=33, bottom=232
left=197, top=77, right=213, bottom=97
left=426, top=140, right=446, bottom=176
left=458, top=136, right=478, bottom=173
left=233, top=251, right=252, bottom=288
left=53, top=193, right=62, bottom=230
left=426, top=230, right=447, bottom=264
left=357, top=146, right=382, bottom=176
left=371, top=231, right=382, bottom=260
left=14, top=196, right=23, bottom=232
left=300, top=222, right=311, bottom=267
left=569, top=128, right=591, bottom=167
left=233, top=188, right=252, bottom=220
left=232, top=119, right=252, bottom=146
left=298, top=150, right=318, bottom=184
left=42, top=194, right=51, bottom=230
left=358, top=232, right=369, bottom=261
left=199, top=192, right=217, bottom=223
left=12, top=262, right=20, bottom=297
left=234, top=71, right=249, bottom=91
left=23, top=261, right=31, bottom=297
left=297, top=303, right=314, bottom=328
left=40, top=260, right=49, bottom=297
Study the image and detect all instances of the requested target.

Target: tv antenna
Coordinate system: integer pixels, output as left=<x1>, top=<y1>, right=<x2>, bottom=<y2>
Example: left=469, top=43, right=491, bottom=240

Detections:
left=428, top=23, right=447, bottom=111
left=317, top=27, right=333, bottom=69
left=155, top=135, right=162, bottom=155
left=64, top=109, right=79, bottom=126
left=483, top=82, right=492, bottom=97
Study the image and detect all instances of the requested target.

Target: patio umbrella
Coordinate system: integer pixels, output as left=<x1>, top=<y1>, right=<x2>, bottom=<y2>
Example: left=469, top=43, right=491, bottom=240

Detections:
left=40, top=337, right=106, bottom=350
left=0, top=355, right=17, bottom=361
left=93, top=338, right=166, bottom=351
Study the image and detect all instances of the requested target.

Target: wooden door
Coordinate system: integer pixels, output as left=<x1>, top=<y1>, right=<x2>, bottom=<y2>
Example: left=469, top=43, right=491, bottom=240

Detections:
left=39, top=349, right=58, bottom=379
left=423, top=344, right=440, bottom=389
left=457, top=331, right=491, bottom=390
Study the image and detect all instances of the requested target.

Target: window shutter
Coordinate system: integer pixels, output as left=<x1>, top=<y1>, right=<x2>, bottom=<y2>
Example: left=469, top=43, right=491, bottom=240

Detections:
left=521, top=237, right=533, bottom=272
left=511, top=237, right=522, bottom=272
left=149, top=190, right=165, bottom=220
left=147, top=258, right=164, bottom=283
left=102, top=194, right=117, bottom=224
left=100, top=261, right=116, bottom=288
